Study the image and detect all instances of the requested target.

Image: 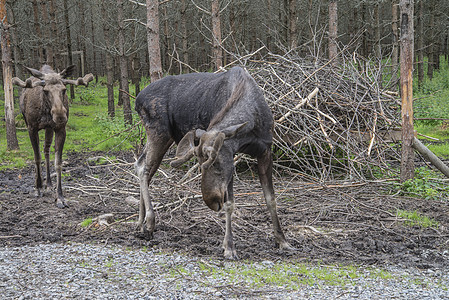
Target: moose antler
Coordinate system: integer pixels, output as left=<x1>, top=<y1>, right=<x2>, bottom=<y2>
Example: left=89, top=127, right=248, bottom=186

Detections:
left=12, top=77, right=45, bottom=88
left=62, top=73, right=94, bottom=86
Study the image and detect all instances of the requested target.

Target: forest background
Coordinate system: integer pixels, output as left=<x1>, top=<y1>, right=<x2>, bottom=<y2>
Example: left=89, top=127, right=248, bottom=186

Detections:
left=2, top=0, right=449, bottom=184
left=5, top=0, right=449, bottom=111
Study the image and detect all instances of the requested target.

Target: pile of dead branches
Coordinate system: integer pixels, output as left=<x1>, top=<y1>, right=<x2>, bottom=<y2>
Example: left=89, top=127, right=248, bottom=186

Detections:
left=245, top=51, right=401, bottom=181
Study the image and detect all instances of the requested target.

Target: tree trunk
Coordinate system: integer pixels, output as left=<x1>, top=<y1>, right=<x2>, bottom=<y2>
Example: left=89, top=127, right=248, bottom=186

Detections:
left=117, top=0, right=132, bottom=125
left=391, top=0, right=399, bottom=90
left=180, top=0, right=189, bottom=73
left=89, top=2, right=98, bottom=80
left=40, top=0, right=53, bottom=66
left=374, top=3, right=381, bottom=59
left=132, top=54, right=141, bottom=96
left=417, top=0, right=424, bottom=88
left=399, top=0, right=414, bottom=182
left=288, top=0, right=298, bottom=49
left=49, top=0, right=61, bottom=70
left=427, top=0, right=435, bottom=80
left=146, top=0, right=162, bottom=82
left=101, top=0, right=115, bottom=118
left=78, top=1, right=87, bottom=78
left=7, top=0, right=23, bottom=94
left=1, top=0, right=19, bottom=150
left=211, top=0, right=222, bottom=70
left=32, top=0, right=44, bottom=65
left=63, top=0, right=75, bottom=100
left=328, top=0, right=338, bottom=65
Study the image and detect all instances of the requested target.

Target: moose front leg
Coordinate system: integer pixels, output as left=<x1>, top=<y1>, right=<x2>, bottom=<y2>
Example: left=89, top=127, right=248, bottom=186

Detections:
left=44, top=128, right=54, bottom=190
left=54, top=128, right=67, bottom=208
left=223, top=178, right=238, bottom=259
left=257, top=150, right=294, bottom=251
left=28, top=129, right=43, bottom=197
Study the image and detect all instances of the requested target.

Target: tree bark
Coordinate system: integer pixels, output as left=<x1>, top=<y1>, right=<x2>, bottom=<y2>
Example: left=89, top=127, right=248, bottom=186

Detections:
left=288, top=0, right=298, bottom=49
left=40, top=0, right=53, bottom=66
left=417, top=0, right=424, bottom=88
left=7, top=0, right=23, bottom=93
left=32, top=0, right=44, bottom=66
left=146, top=0, right=162, bottom=82
left=180, top=0, right=189, bottom=73
left=117, top=0, right=132, bottom=125
left=391, top=0, right=399, bottom=90
left=328, top=0, right=338, bottom=65
left=1, top=0, right=19, bottom=150
left=211, top=0, right=222, bottom=70
left=101, top=0, right=115, bottom=118
left=63, top=0, right=75, bottom=100
left=427, top=0, right=435, bottom=80
left=48, top=0, right=61, bottom=69
left=373, top=3, right=381, bottom=59
left=399, top=0, right=415, bottom=182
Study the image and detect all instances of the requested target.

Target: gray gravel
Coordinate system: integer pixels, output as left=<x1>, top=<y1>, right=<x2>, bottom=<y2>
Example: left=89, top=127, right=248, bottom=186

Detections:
left=1, top=243, right=448, bottom=299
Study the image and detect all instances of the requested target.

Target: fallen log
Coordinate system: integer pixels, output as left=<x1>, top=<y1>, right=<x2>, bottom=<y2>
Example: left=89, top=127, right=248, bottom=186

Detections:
left=413, top=137, right=449, bottom=178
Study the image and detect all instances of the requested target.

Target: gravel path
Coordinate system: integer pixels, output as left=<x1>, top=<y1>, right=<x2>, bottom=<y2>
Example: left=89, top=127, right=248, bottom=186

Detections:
left=1, top=243, right=448, bottom=299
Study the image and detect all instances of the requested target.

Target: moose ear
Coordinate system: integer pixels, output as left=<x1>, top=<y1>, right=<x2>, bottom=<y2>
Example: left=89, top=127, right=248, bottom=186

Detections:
left=25, top=67, right=44, bottom=79
left=170, top=131, right=196, bottom=168
left=60, top=65, right=75, bottom=78
left=221, top=122, right=248, bottom=139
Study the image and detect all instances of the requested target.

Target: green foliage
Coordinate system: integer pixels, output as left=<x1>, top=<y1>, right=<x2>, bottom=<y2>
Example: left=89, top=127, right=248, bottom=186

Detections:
left=414, top=57, right=449, bottom=125
left=80, top=217, right=93, bottom=227
left=396, top=209, right=439, bottom=228
left=395, top=167, right=449, bottom=200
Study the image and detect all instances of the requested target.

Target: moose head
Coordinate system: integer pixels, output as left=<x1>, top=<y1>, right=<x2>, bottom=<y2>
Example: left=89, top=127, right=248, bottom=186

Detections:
left=13, top=65, right=93, bottom=127
left=170, top=123, right=247, bottom=211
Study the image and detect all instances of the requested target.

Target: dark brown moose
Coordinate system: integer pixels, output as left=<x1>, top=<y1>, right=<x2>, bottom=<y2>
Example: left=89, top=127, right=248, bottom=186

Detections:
left=12, top=65, right=93, bottom=208
left=135, top=66, right=293, bottom=259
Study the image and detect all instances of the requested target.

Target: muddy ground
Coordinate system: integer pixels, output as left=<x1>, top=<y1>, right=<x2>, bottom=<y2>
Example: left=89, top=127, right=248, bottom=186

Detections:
left=1, top=151, right=448, bottom=269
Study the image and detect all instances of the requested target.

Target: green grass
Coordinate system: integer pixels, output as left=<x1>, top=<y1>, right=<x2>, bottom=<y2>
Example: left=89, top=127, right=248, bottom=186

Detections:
left=172, top=260, right=399, bottom=291
left=414, top=56, right=449, bottom=157
left=0, top=80, right=148, bottom=170
left=80, top=217, right=93, bottom=227
left=396, top=209, right=439, bottom=228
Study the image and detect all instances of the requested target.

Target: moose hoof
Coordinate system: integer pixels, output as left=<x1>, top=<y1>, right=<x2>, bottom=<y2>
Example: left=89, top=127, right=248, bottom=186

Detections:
left=224, top=248, right=239, bottom=260
left=279, top=241, right=296, bottom=252
left=55, top=198, right=68, bottom=209
left=136, top=226, right=153, bottom=240
left=34, top=189, right=43, bottom=198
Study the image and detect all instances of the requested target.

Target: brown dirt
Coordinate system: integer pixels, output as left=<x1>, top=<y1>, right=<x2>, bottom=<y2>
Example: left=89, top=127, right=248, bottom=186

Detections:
left=1, top=151, right=448, bottom=269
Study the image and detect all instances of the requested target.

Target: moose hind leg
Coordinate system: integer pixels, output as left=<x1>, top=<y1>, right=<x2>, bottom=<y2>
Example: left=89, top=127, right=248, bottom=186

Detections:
left=44, top=128, right=54, bottom=189
left=257, top=150, right=294, bottom=250
left=135, top=137, right=173, bottom=239
left=28, top=129, right=43, bottom=197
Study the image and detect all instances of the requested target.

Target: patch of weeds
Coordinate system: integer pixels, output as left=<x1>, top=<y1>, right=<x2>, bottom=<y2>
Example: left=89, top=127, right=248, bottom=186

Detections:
left=396, top=209, right=439, bottom=228
left=80, top=217, right=93, bottom=228
left=171, top=260, right=367, bottom=290
left=395, top=167, right=449, bottom=200
left=369, top=268, right=393, bottom=280
left=105, top=257, right=114, bottom=268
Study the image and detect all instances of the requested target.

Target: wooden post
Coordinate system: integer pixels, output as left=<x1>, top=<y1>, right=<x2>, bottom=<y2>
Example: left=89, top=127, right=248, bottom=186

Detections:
left=399, top=0, right=414, bottom=182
